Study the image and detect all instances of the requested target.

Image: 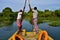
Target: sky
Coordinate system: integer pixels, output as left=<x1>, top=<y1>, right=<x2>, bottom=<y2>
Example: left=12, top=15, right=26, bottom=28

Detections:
left=0, top=0, right=60, bottom=12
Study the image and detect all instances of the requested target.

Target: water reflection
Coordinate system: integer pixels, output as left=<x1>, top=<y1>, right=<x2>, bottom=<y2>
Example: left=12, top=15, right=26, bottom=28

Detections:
left=0, top=22, right=18, bottom=40
left=0, top=20, right=60, bottom=40
left=39, top=23, right=60, bottom=40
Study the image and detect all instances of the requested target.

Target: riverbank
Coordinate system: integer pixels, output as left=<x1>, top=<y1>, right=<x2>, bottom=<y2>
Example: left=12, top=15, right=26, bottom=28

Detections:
left=24, top=16, right=60, bottom=27
left=0, top=7, right=60, bottom=27
left=0, top=15, right=60, bottom=27
left=39, top=17, right=60, bottom=27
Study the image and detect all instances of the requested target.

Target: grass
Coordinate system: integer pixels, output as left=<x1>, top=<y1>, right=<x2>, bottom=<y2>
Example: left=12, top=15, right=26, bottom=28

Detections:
left=40, top=17, right=60, bottom=27
left=25, top=16, right=60, bottom=27
left=49, top=21, right=60, bottom=27
left=0, top=14, right=60, bottom=27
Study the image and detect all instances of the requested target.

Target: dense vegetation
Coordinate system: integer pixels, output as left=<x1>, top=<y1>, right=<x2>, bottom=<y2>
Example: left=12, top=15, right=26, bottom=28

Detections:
left=25, top=9, right=60, bottom=27
left=0, top=7, right=18, bottom=27
left=0, top=7, right=60, bottom=27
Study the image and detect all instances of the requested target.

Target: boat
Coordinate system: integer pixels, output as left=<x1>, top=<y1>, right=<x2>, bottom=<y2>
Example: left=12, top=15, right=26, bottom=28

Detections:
left=8, top=29, right=54, bottom=40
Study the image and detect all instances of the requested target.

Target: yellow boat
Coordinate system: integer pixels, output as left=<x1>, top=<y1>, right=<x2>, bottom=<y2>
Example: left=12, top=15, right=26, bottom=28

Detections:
left=8, top=29, right=54, bottom=40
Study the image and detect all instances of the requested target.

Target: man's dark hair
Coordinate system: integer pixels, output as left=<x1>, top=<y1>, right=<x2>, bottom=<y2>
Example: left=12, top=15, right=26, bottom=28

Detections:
left=19, top=9, right=22, bottom=12
left=34, top=7, right=37, bottom=10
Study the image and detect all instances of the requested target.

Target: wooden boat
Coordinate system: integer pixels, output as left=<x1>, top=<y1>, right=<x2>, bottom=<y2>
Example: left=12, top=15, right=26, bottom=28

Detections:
left=8, top=29, right=54, bottom=40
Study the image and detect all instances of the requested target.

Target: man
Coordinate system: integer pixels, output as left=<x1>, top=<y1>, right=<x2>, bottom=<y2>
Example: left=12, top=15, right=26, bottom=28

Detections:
left=28, top=0, right=39, bottom=33
left=16, top=0, right=27, bottom=34
left=17, top=10, right=23, bottom=34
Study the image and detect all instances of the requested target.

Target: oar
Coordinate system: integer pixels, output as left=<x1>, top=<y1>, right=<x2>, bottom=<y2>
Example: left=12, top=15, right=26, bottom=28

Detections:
left=28, top=0, right=32, bottom=11
left=21, top=0, right=27, bottom=22
left=28, top=0, right=34, bottom=31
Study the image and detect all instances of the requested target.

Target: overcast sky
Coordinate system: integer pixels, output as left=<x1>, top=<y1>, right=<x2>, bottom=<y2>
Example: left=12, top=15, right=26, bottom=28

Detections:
left=0, top=0, right=60, bottom=12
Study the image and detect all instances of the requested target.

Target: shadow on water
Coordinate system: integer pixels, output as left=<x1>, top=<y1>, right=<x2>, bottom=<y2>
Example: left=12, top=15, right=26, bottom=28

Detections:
left=0, top=20, right=60, bottom=40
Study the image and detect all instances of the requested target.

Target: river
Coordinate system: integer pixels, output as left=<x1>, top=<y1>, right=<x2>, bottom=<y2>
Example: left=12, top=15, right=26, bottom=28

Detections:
left=0, top=20, right=60, bottom=40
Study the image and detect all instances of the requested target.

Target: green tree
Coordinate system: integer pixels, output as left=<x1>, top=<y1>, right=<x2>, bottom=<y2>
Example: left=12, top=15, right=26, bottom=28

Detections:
left=55, top=9, right=60, bottom=17
left=2, top=7, right=13, bottom=20
left=2, top=7, right=12, bottom=13
left=43, top=10, right=52, bottom=17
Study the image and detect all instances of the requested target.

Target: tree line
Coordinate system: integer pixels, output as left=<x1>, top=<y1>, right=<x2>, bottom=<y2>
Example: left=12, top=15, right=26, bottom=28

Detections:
left=0, top=7, right=60, bottom=26
left=0, top=7, right=60, bottom=20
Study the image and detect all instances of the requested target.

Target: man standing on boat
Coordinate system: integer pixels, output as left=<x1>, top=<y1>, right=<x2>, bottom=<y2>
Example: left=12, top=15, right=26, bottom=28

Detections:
left=17, top=9, right=23, bottom=34
left=28, top=0, right=39, bottom=33
left=16, top=0, right=27, bottom=34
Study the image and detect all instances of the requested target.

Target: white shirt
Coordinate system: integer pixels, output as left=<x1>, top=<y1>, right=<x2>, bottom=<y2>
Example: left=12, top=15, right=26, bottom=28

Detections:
left=17, top=12, right=22, bottom=19
left=32, top=10, right=38, bottom=18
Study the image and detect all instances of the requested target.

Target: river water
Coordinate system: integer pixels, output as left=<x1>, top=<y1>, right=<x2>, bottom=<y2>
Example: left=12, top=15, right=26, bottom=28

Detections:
left=0, top=20, right=60, bottom=40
